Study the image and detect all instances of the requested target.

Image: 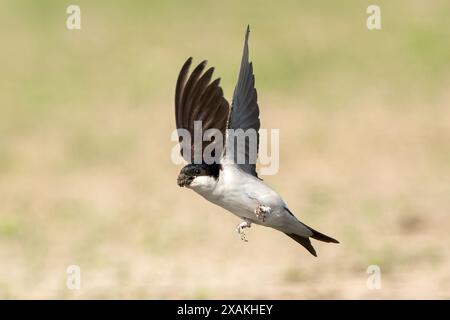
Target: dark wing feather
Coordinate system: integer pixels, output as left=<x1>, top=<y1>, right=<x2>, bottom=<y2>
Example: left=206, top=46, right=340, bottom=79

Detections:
left=224, top=26, right=261, bottom=177
left=175, top=58, right=230, bottom=163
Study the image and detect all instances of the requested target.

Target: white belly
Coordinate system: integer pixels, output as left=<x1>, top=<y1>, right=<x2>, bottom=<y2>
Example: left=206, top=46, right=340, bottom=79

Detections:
left=191, top=165, right=286, bottom=224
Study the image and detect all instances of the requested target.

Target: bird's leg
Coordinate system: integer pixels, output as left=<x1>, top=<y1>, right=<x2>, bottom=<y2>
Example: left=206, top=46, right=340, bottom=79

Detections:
left=236, top=219, right=252, bottom=242
left=255, top=204, right=271, bottom=222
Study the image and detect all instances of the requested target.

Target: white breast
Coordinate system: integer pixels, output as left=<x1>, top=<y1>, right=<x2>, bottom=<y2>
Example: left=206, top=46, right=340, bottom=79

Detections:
left=188, top=175, right=219, bottom=196
left=189, top=164, right=286, bottom=222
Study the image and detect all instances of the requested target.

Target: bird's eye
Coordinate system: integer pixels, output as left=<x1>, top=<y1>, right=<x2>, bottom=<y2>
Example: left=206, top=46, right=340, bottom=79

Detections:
left=195, top=169, right=201, bottom=175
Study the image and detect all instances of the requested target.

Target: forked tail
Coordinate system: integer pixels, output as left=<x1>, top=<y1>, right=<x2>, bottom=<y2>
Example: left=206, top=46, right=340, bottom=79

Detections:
left=284, top=207, right=339, bottom=257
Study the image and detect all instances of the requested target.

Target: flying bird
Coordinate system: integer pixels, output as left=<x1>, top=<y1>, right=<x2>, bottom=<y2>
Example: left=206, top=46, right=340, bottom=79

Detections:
left=175, top=26, right=338, bottom=256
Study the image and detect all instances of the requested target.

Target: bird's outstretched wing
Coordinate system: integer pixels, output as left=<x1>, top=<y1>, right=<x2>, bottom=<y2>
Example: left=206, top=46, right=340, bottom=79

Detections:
left=175, top=58, right=230, bottom=163
left=223, top=26, right=261, bottom=177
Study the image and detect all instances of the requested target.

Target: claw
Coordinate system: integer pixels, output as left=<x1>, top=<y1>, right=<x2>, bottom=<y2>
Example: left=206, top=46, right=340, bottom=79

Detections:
left=236, top=219, right=252, bottom=242
left=238, top=229, right=247, bottom=242
left=255, top=204, right=271, bottom=222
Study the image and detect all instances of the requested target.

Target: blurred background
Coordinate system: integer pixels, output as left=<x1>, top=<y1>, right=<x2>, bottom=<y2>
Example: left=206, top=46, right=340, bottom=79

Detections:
left=0, top=0, right=449, bottom=299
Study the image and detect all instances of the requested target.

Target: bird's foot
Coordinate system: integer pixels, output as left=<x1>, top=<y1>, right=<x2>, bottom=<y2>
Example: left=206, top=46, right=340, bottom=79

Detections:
left=236, top=219, right=252, bottom=242
left=255, top=204, right=271, bottom=222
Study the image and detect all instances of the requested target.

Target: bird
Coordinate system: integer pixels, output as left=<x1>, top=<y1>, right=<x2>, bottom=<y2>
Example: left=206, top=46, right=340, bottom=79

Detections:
left=174, top=26, right=339, bottom=256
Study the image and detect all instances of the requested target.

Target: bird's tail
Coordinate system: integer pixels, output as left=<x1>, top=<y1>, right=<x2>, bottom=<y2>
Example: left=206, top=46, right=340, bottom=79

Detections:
left=284, top=225, right=339, bottom=257
left=308, top=225, right=340, bottom=244
left=284, top=233, right=318, bottom=256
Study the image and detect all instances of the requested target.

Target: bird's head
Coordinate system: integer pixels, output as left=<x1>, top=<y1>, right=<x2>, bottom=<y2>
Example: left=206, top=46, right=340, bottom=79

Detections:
left=177, top=163, right=220, bottom=188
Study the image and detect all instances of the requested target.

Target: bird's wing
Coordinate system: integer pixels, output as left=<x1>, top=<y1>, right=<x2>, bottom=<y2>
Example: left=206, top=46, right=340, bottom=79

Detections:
left=175, top=58, right=230, bottom=164
left=223, top=26, right=261, bottom=177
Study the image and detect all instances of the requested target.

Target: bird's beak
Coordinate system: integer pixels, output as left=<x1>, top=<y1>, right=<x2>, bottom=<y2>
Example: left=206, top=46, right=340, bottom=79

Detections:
left=177, top=173, right=193, bottom=187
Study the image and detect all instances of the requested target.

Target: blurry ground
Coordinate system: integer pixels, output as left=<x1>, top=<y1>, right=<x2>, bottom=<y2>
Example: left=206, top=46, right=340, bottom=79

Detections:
left=0, top=0, right=449, bottom=299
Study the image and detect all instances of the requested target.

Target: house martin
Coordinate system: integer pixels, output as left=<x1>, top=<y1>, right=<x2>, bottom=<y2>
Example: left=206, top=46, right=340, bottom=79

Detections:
left=175, top=26, right=338, bottom=256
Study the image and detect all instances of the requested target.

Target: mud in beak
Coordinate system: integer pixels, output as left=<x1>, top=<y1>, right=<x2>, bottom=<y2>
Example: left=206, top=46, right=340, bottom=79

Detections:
left=177, top=173, right=194, bottom=187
